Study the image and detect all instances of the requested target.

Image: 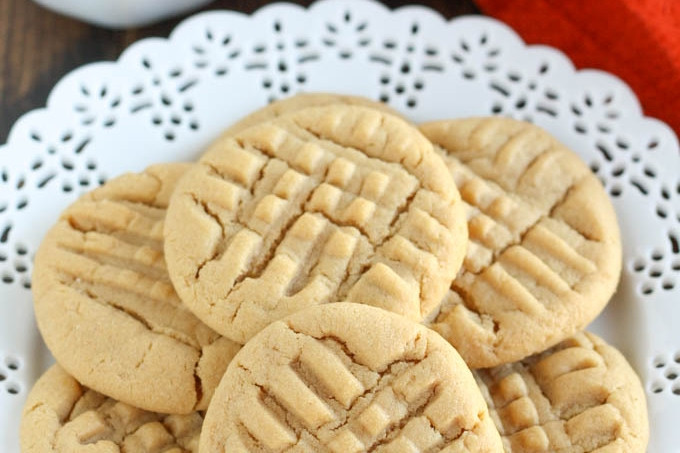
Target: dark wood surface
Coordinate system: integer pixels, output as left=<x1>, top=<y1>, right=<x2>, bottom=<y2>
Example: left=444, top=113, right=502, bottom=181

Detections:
left=0, top=0, right=480, bottom=143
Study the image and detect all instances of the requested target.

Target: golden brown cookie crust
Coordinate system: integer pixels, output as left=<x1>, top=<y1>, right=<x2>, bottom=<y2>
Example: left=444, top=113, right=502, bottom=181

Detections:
left=224, top=92, right=402, bottom=135
left=200, top=302, right=502, bottom=452
left=421, top=118, right=622, bottom=368
left=476, top=332, right=649, bottom=452
left=32, top=163, right=241, bottom=414
left=164, top=105, right=467, bottom=344
left=20, top=365, right=204, bottom=452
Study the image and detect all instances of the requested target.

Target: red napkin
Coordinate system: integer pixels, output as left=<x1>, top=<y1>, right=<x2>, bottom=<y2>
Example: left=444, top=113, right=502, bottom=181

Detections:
left=476, top=0, right=680, bottom=135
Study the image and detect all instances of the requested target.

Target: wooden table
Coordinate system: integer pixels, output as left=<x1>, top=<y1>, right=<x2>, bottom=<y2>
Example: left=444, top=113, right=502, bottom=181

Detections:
left=0, top=0, right=480, bottom=142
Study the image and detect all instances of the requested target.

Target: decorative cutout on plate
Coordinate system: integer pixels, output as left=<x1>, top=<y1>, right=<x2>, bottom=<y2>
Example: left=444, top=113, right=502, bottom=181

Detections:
left=489, top=65, right=560, bottom=123
left=127, top=55, right=201, bottom=142
left=449, top=27, right=502, bottom=79
left=322, top=8, right=372, bottom=58
left=246, top=18, right=320, bottom=103
left=0, top=355, right=21, bottom=396
left=192, top=27, right=241, bottom=76
left=73, top=82, right=121, bottom=129
left=650, top=352, right=680, bottom=396
left=0, top=242, right=31, bottom=289
left=374, top=26, right=443, bottom=109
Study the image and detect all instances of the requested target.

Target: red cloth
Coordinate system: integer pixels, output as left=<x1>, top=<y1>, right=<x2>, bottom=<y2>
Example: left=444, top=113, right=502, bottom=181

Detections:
left=476, top=0, right=680, bottom=134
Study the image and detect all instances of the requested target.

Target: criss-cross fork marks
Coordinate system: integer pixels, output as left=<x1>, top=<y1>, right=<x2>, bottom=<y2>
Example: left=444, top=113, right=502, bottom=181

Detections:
left=422, top=118, right=621, bottom=367
left=230, top=333, right=475, bottom=453
left=50, top=197, right=219, bottom=350
left=476, top=333, right=630, bottom=452
left=30, top=165, right=244, bottom=414
left=180, top=116, right=456, bottom=335
left=450, top=154, right=600, bottom=314
left=51, top=385, right=202, bottom=451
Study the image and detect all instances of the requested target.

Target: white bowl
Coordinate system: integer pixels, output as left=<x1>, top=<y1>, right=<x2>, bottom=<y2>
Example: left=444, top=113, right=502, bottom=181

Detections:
left=33, top=0, right=215, bottom=28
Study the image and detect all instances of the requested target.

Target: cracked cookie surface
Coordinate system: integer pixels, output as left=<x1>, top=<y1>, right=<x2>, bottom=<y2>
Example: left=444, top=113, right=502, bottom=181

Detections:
left=476, top=332, right=648, bottom=452
left=200, top=302, right=502, bottom=452
left=421, top=118, right=622, bottom=368
left=20, top=365, right=204, bottom=452
left=164, top=104, right=467, bottom=344
left=32, top=163, right=241, bottom=414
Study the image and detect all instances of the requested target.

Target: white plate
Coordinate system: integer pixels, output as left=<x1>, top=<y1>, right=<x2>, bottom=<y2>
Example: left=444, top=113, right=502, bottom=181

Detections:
left=1, top=1, right=678, bottom=450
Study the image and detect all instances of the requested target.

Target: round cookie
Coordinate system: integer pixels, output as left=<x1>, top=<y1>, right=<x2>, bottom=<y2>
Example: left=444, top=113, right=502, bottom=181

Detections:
left=475, top=332, right=649, bottom=452
left=224, top=92, right=402, bottom=135
left=32, top=163, right=241, bottom=414
left=420, top=118, right=622, bottom=368
left=200, top=302, right=503, bottom=452
left=164, top=104, right=467, bottom=343
left=20, top=365, right=204, bottom=452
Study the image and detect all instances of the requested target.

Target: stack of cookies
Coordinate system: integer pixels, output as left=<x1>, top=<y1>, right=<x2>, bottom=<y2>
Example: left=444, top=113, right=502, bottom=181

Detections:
left=20, top=94, right=649, bottom=452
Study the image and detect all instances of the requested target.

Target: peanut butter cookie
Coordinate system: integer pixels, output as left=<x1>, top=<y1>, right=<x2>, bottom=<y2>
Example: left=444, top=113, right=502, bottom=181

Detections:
left=421, top=118, right=621, bottom=368
left=165, top=105, right=467, bottom=343
left=32, top=164, right=241, bottom=414
left=476, top=332, right=648, bottom=452
left=224, top=92, right=400, bottom=135
left=20, top=365, right=204, bottom=452
left=200, top=303, right=502, bottom=452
